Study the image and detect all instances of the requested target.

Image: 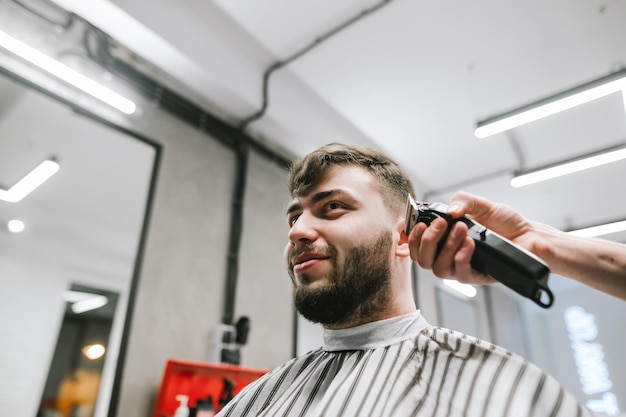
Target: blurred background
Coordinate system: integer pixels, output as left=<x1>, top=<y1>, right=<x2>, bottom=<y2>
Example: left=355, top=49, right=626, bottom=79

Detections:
left=1, top=0, right=625, bottom=416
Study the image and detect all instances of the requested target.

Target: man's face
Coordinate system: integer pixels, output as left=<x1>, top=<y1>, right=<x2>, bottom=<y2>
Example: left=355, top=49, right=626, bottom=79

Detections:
left=284, top=165, right=397, bottom=326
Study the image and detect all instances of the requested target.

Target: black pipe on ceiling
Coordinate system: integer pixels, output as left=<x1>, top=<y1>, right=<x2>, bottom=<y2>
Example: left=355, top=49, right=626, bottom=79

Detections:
left=239, top=0, right=394, bottom=130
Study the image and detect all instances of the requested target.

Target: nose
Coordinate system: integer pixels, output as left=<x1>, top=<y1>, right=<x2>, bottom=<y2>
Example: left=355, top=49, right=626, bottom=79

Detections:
left=287, top=211, right=319, bottom=245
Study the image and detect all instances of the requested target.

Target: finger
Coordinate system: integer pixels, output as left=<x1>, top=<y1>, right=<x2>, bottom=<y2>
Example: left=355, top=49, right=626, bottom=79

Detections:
left=453, top=237, right=497, bottom=285
left=408, top=222, right=427, bottom=261
left=447, top=191, right=473, bottom=217
left=449, top=191, right=497, bottom=223
left=431, top=221, right=468, bottom=278
left=416, top=217, right=448, bottom=270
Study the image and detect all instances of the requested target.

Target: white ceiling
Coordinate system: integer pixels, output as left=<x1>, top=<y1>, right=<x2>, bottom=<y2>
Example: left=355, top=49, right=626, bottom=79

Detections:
left=9, top=0, right=626, bottom=243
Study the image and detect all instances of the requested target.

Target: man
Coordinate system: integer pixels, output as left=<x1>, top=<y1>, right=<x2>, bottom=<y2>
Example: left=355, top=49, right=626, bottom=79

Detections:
left=216, top=143, right=592, bottom=417
left=409, top=190, right=626, bottom=301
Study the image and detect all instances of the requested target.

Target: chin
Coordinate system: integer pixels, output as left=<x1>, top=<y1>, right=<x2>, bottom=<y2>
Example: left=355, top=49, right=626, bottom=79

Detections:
left=298, top=277, right=329, bottom=289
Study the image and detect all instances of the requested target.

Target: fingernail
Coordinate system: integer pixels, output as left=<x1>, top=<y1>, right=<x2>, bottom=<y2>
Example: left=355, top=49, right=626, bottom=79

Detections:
left=447, top=203, right=461, bottom=214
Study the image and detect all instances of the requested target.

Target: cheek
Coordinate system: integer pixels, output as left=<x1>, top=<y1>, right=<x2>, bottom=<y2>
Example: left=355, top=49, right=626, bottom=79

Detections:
left=283, top=243, right=293, bottom=262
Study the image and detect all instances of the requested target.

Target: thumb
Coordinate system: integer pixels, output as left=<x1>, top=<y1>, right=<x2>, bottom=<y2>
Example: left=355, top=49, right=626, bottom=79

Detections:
left=447, top=191, right=490, bottom=219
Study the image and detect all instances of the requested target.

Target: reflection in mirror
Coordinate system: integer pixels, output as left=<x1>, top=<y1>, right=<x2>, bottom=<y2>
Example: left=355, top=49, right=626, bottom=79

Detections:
left=0, top=68, right=156, bottom=416
left=38, top=284, right=119, bottom=417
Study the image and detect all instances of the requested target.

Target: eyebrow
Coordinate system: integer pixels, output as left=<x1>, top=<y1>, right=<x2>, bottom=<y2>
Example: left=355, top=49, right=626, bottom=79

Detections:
left=285, top=189, right=345, bottom=216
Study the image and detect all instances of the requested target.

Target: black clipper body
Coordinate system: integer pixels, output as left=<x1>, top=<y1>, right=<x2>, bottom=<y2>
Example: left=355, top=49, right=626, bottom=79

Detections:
left=405, top=195, right=554, bottom=308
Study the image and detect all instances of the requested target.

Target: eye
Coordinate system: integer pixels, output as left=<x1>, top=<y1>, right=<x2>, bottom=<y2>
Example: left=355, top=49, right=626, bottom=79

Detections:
left=327, top=201, right=342, bottom=210
left=322, top=201, right=347, bottom=217
left=288, top=213, right=300, bottom=226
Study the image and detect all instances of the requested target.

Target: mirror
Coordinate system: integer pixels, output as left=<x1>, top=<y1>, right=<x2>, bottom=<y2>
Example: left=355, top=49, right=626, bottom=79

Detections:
left=37, top=284, right=119, bottom=417
left=0, top=61, right=156, bottom=416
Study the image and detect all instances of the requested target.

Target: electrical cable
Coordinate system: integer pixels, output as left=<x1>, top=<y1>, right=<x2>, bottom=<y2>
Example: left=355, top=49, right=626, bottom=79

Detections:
left=239, top=0, right=395, bottom=129
left=9, top=0, right=74, bottom=29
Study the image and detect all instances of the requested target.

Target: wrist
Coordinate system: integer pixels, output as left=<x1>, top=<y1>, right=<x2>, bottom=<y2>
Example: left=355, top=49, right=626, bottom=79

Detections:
left=525, top=220, right=560, bottom=266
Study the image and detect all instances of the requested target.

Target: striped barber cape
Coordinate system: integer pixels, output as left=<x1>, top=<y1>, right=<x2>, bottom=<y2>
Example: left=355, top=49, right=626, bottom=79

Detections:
left=216, top=312, right=593, bottom=417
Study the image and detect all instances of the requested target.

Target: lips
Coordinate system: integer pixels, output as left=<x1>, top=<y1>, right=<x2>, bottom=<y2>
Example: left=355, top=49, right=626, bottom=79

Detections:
left=291, top=251, right=330, bottom=273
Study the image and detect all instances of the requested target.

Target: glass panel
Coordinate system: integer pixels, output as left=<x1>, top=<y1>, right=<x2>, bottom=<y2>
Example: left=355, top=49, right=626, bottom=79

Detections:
left=0, top=71, right=155, bottom=416
left=37, top=284, right=118, bottom=417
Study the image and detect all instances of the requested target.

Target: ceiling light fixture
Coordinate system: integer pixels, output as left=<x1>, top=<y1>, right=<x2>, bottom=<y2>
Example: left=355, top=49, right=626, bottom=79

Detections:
left=7, top=219, right=25, bottom=233
left=63, top=290, right=109, bottom=314
left=510, top=143, right=626, bottom=188
left=568, top=219, right=626, bottom=238
left=82, top=343, right=106, bottom=360
left=0, top=29, right=136, bottom=114
left=0, top=159, right=60, bottom=203
left=71, top=295, right=108, bottom=314
left=475, top=69, right=626, bottom=139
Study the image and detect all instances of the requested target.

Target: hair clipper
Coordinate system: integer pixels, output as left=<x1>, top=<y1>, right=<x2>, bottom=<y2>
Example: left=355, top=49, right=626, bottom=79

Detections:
left=405, top=195, right=554, bottom=308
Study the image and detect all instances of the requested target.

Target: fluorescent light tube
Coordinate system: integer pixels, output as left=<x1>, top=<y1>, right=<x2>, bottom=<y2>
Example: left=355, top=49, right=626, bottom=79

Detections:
left=71, top=295, right=109, bottom=314
left=63, top=290, right=109, bottom=314
left=0, top=29, right=136, bottom=114
left=475, top=69, right=626, bottom=139
left=511, top=145, right=626, bottom=187
left=443, top=279, right=477, bottom=298
left=0, top=159, right=60, bottom=203
left=63, top=290, right=94, bottom=303
left=568, top=220, right=626, bottom=238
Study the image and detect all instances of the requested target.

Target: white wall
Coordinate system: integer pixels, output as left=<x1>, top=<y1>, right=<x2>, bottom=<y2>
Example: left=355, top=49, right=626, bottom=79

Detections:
left=237, top=150, right=293, bottom=368
left=110, top=106, right=294, bottom=417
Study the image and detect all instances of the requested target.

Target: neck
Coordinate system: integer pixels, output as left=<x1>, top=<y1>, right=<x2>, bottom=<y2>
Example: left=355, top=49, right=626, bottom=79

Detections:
left=323, top=298, right=417, bottom=330
left=325, top=264, right=417, bottom=330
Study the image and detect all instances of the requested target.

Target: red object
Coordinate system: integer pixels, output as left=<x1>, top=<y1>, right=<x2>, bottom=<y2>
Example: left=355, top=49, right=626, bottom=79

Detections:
left=152, top=359, right=269, bottom=417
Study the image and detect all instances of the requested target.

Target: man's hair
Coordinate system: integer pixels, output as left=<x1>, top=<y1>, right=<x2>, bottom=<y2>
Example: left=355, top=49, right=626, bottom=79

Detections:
left=288, top=142, right=416, bottom=217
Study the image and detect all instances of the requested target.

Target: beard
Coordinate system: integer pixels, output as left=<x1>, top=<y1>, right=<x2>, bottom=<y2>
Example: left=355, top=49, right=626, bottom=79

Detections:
left=288, top=230, right=393, bottom=327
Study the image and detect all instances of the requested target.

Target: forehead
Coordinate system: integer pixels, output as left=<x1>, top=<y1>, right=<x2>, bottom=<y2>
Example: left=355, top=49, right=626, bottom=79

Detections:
left=320, top=164, right=375, bottom=188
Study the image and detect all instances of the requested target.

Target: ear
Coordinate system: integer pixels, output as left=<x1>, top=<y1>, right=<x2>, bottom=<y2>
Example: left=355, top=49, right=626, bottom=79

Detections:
left=394, top=217, right=411, bottom=258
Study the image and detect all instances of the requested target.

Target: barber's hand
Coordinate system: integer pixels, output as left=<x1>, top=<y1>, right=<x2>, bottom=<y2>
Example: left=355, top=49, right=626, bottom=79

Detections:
left=408, top=191, right=535, bottom=285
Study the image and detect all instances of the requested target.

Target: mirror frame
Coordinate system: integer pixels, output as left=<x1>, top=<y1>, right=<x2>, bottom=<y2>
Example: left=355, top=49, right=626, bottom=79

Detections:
left=0, top=64, right=162, bottom=417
